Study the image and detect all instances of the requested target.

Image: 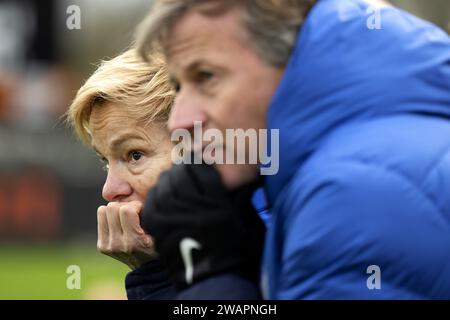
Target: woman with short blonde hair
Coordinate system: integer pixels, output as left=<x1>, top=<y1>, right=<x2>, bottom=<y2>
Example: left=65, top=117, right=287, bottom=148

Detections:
left=68, top=49, right=174, bottom=145
left=67, top=48, right=177, bottom=299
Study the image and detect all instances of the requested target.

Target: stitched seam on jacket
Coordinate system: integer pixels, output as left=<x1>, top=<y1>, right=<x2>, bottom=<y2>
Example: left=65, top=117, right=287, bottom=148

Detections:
left=326, top=158, right=446, bottom=221
left=422, top=144, right=450, bottom=186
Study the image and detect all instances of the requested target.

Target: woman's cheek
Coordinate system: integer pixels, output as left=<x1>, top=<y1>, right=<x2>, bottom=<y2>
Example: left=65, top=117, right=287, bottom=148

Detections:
left=134, top=154, right=172, bottom=198
left=138, top=165, right=160, bottom=194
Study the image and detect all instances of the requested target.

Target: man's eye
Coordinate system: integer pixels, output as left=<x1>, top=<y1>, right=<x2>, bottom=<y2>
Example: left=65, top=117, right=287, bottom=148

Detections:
left=128, top=151, right=143, bottom=162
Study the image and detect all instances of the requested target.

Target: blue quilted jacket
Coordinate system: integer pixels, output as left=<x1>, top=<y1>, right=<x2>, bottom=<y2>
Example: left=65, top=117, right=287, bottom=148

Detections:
left=262, top=0, right=450, bottom=299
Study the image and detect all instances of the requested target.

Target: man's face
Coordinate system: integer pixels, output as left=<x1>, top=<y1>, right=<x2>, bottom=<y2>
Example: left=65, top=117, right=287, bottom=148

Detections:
left=89, top=102, right=172, bottom=204
left=166, top=5, right=284, bottom=189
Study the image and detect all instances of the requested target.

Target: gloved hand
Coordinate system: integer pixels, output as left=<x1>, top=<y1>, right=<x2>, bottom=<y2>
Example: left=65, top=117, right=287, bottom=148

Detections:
left=141, top=162, right=266, bottom=289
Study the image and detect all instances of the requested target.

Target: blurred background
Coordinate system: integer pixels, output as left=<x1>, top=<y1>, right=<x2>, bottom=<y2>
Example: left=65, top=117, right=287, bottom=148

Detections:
left=0, top=0, right=449, bottom=300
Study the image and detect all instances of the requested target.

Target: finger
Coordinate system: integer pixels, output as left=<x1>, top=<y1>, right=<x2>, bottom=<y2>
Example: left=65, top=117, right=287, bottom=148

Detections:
left=106, top=202, right=124, bottom=239
left=128, top=200, right=144, bottom=217
left=119, top=202, right=145, bottom=236
left=97, top=205, right=109, bottom=250
left=120, top=203, right=155, bottom=254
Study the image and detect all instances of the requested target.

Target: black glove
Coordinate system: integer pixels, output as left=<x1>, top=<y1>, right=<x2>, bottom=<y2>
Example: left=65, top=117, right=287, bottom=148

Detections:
left=141, top=162, right=266, bottom=290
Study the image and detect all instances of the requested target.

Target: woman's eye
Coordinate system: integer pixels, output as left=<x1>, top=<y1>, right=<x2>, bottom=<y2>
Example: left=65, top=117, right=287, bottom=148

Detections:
left=197, top=71, right=214, bottom=83
left=129, top=151, right=143, bottom=162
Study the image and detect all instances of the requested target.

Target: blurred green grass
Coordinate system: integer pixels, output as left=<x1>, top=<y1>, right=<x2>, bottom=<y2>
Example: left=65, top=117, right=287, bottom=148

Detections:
left=0, top=244, right=130, bottom=300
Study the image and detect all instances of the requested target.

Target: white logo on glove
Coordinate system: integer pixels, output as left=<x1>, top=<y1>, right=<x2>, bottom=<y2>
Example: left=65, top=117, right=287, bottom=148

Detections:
left=180, top=237, right=202, bottom=285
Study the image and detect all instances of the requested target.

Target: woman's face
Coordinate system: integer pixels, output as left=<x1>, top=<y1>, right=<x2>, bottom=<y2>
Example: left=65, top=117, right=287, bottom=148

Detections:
left=89, top=102, right=172, bottom=204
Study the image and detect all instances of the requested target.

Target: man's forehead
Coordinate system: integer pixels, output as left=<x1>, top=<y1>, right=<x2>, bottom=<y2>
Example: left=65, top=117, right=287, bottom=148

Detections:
left=165, top=31, right=210, bottom=63
left=165, top=6, right=246, bottom=64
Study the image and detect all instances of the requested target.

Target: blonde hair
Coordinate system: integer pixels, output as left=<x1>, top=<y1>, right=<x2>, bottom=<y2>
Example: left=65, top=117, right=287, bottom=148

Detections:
left=67, top=48, right=174, bottom=146
left=136, top=0, right=317, bottom=66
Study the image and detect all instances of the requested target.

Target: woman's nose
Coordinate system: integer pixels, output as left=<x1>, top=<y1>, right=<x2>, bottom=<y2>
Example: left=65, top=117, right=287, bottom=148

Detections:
left=102, top=166, right=132, bottom=202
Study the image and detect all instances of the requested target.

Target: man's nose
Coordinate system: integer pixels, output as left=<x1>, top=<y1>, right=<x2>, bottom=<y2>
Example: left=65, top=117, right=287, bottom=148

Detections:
left=102, top=166, right=132, bottom=202
left=168, top=91, right=207, bottom=133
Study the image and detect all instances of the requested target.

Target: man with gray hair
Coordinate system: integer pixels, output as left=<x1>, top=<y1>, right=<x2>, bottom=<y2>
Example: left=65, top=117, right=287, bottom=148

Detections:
left=138, top=0, right=450, bottom=299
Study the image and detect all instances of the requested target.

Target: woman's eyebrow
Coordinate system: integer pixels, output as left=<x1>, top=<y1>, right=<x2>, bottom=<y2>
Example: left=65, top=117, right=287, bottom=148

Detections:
left=110, top=133, right=147, bottom=151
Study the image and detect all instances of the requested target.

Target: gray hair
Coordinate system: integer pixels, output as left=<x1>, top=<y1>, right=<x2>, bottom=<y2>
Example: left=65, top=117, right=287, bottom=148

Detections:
left=136, top=0, right=317, bottom=67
